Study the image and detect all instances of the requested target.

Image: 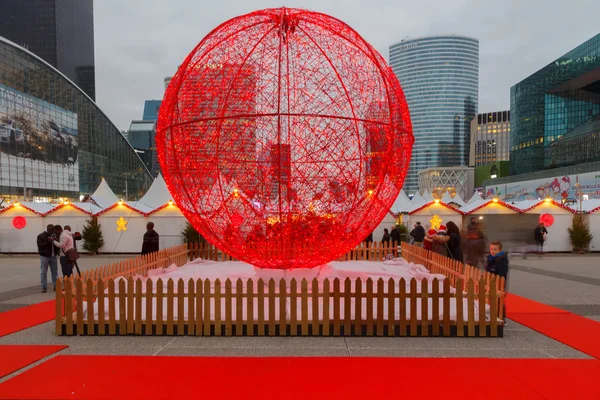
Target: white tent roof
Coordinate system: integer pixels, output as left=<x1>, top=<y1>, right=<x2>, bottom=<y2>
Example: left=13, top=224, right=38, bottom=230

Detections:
left=577, top=199, right=600, bottom=213
left=16, top=202, right=55, bottom=215
left=137, top=174, right=172, bottom=209
left=513, top=200, right=542, bottom=212
left=90, top=178, right=119, bottom=208
left=451, top=193, right=466, bottom=207
left=440, top=191, right=454, bottom=204
left=422, top=190, right=434, bottom=202
left=460, top=198, right=490, bottom=214
left=126, top=201, right=153, bottom=215
left=390, top=189, right=413, bottom=213
left=69, top=202, right=104, bottom=215
left=411, top=192, right=424, bottom=207
left=467, top=191, right=483, bottom=204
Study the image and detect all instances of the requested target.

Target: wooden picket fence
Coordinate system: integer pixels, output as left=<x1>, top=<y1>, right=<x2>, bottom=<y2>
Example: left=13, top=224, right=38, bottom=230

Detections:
left=77, top=244, right=189, bottom=282
left=188, top=241, right=401, bottom=263
left=401, top=243, right=506, bottom=303
left=56, top=242, right=505, bottom=337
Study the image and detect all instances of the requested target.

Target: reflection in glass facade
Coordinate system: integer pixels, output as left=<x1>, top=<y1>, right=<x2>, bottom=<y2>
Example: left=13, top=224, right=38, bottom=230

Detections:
left=389, top=35, right=479, bottom=194
left=0, top=37, right=152, bottom=201
left=510, top=34, right=600, bottom=174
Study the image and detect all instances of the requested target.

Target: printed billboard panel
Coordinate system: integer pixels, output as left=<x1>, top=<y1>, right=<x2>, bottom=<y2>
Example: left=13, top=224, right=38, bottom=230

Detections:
left=484, top=171, right=600, bottom=201
left=0, top=83, right=79, bottom=192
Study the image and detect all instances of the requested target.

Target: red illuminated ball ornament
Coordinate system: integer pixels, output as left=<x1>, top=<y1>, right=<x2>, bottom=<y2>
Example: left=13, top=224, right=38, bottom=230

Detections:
left=13, top=216, right=27, bottom=230
left=157, top=7, right=414, bottom=269
left=539, top=214, right=554, bottom=228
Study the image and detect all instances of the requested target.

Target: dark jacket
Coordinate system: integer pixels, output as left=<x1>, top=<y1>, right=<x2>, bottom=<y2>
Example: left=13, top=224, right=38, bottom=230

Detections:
left=37, top=231, right=59, bottom=257
left=485, top=251, right=509, bottom=279
left=447, top=232, right=463, bottom=262
left=534, top=226, right=548, bottom=242
left=382, top=232, right=391, bottom=245
left=390, top=228, right=401, bottom=244
left=141, top=229, right=159, bottom=255
left=410, top=225, right=425, bottom=242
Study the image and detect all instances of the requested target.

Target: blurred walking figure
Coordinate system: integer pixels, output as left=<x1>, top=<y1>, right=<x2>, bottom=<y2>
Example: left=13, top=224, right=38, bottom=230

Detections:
left=534, top=222, right=548, bottom=257
left=465, top=217, right=485, bottom=268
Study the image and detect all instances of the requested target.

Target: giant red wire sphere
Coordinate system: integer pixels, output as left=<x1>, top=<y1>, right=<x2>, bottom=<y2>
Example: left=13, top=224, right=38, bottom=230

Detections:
left=157, top=7, right=413, bottom=269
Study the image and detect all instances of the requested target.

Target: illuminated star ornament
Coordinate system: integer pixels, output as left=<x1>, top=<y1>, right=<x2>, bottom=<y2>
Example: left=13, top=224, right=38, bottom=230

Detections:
left=116, top=217, right=128, bottom=232
left=430, top=215, right=442, bottom=230
left=156, top=7, right=414, bottom=269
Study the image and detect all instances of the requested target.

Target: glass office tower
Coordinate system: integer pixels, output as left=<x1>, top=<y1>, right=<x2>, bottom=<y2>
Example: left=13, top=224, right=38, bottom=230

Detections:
left=389, top=35, right=479, bottom=194
left=0, top=0, right=96, bottom=100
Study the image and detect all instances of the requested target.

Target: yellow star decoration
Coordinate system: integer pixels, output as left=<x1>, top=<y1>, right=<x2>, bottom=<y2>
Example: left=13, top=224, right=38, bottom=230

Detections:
left=430, top=214, right=442, bottom=230
left=116, top=216, right=128, bottom=232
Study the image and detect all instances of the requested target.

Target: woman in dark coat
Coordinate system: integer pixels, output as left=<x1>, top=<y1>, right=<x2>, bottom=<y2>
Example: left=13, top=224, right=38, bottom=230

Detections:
left=432, top=221, right=463, bottom=262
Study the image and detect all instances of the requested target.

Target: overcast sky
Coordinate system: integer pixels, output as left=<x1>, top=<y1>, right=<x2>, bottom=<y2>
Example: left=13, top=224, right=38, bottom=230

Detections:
left=94, top=0, right=600, bottom=131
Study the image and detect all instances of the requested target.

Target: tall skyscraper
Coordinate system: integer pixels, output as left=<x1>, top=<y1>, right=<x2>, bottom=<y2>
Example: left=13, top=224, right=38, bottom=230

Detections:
left=389, top=35, right=479, bottom=194
left=0, top=0, right=96, bottom=100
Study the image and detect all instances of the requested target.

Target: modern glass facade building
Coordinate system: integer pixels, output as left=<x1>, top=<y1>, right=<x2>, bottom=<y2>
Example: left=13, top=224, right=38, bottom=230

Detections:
left=142, top=100, right=161, bottom=121
left=0, top=37, right=152, bottom=201
left=0, top=0, right=96, bottom=100
left=389, top=35, right=479, bottom=194
left=510, top=34, right=600, bottom=174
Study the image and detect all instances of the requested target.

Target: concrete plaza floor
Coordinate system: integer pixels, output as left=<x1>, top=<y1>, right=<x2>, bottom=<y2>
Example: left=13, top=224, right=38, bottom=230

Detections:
left=0, top=253, right=598, bottom=367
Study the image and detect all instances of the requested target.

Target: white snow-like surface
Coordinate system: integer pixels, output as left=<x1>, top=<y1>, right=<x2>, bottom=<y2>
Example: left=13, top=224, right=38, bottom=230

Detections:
left=82, top=259, right=493, bottom=322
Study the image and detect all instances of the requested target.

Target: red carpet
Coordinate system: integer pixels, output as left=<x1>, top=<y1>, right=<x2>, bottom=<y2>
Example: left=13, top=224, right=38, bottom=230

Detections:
left=1, top=356, right=600, bottom=399
left=0, top=301, right=57, bottom=337
left=506, top=294, right=570, bottom=314
left=509, top=312, right=600, bottom=359
left=0, top=345, right=66, bottom=378
left=506, top=294, right=600, bottom=359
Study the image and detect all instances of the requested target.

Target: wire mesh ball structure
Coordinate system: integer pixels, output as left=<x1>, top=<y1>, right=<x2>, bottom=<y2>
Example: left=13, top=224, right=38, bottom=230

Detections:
left=157, top=7, right=414, bottom=269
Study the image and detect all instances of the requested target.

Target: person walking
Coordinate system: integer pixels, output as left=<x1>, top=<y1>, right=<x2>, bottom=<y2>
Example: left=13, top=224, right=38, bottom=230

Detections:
left=53, top=225, right=75, bottom=278
left=141, top=222, right=160, bottom=255
left=409, top=222, right=425, bottom=248
left=466, top=217, right=485, bottom=268
left=36, top=224, right=59, bottom=293
left=534, top=222, right=548, bottom=256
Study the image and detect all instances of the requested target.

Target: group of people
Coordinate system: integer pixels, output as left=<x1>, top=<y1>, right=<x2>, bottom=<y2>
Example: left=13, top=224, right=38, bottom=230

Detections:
left=405, top=220, right=509, bottom=280
left=37, top=221, right=160, bottom=293
left=36, top=224, right=81, bottom=293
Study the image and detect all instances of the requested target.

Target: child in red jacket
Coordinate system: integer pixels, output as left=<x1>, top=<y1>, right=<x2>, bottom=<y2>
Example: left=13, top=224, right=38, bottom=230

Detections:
left=423, top=229, right=437, bottom=251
